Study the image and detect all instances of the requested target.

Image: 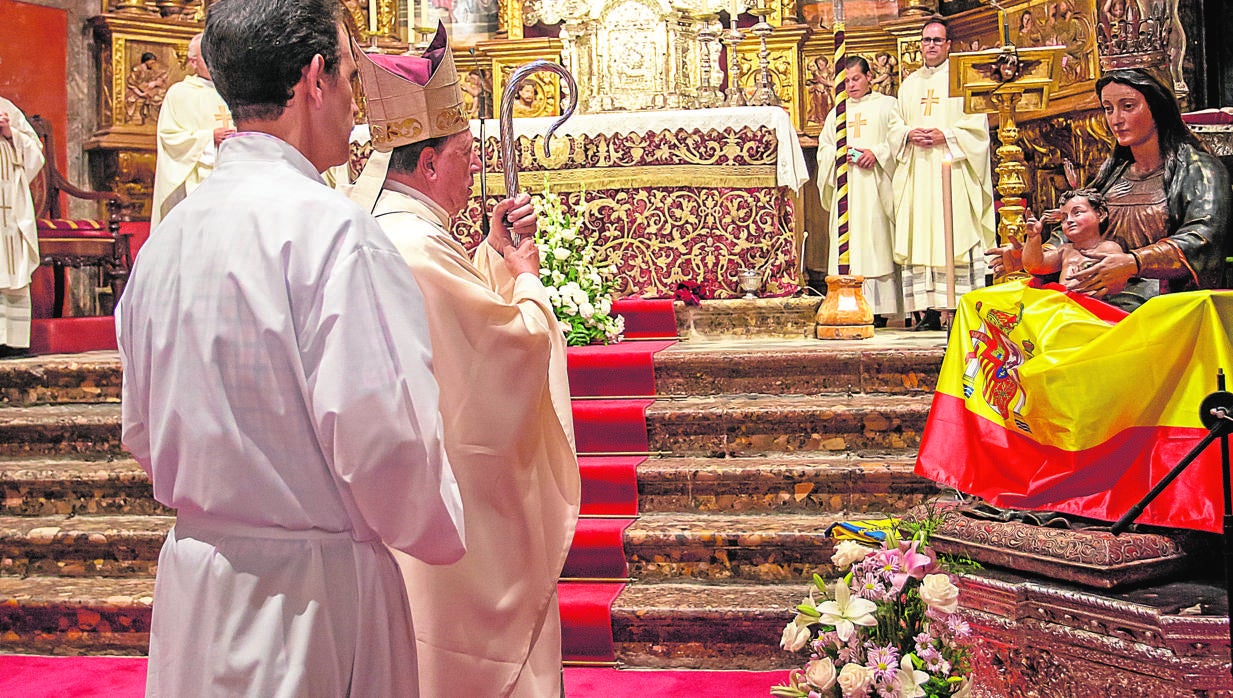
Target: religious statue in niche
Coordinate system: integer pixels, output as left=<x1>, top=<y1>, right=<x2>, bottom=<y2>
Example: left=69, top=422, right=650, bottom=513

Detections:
left=869, top=51, right=898, bottom=96
left=1001, top=0, right=1097, bottom=93
left=807, top=55, right=834, bottom=125
left=461, top=69, right=493, bottom=119
left=125, top=51, right=170, bottom=126
left=511, top=78, right=549, bottom=118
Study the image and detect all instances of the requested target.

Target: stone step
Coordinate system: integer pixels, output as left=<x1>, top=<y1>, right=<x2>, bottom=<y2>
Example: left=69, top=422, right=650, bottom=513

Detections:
left=0, top=514, right=171, bottom=577
left=625, top=512, right=855, bottom=583
left=647, top=393, right=933, bottom=456
left=653, top=339, right=944, bottom=398
left=0, top=352, right=122, bottom=406
left=611, top=581, right=800, bottom=670
left=0, top=456, right=165, bottom=516
left=637, top=454, right=938, bottom=513
left=1, top=394, right=928, bottom=460
left=0, top=575, right=152, bottom=655
left=0, top=453, right=932, bottom=518
left=0, top=404, right=123, bottom=457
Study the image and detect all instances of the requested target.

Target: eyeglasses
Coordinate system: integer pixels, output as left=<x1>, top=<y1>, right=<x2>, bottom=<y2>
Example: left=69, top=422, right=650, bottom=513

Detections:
left=921, top=37, right=949, bottom=44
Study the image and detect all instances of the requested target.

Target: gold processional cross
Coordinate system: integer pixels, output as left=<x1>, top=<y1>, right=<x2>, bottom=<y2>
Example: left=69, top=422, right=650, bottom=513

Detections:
left=921, top=89, right=939, bottom=117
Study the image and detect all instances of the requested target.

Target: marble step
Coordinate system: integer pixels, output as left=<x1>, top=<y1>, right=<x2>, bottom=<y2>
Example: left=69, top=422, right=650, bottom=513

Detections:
left=0, top=575, right=152, bottom=656
left=0, top=508, right=875, bottom=585
left=0, top=456, right=165, bottom=516
left=637, top=454, right=938, bottom=513
left=0, top=352, right=122, bottom=406
left=0, top=393, right=929, bottom=459
left=647, top=393, right=933, bottom=456
left=653, top=341, right=944, bottom=398
left=0, top=404, right=123, bottom=457
left=611, top=581, right=801, bottom=670
left=625, top=512, right=857, bottom=583
left=0, top=454, right=932, bottom=517
left=0, top=338, right=946, bottom=409
left=0, top=514, right=171, bottom=578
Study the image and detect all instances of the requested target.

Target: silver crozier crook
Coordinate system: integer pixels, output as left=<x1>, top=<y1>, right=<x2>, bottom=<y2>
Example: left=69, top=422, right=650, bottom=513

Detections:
left=498, top=60, right=579, bottom=244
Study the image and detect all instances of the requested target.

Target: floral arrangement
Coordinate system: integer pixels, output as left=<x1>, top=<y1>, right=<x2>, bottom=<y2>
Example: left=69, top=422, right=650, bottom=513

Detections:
left=772, top=524, right=973, bottom=698
left=531, top=188, right=625, bottom=346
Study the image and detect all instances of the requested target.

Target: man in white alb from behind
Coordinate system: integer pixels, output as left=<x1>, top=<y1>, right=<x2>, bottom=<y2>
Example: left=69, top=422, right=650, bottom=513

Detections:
left=116, top=0, right=464, bottom=694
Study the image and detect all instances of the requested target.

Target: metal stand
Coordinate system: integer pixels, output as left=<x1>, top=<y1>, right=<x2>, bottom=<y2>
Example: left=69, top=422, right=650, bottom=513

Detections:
left=721, top=20, right=747, bottom=107
left=1111, top=369, right=1233, bottom=678
left=748, top=6, right=779, bottom=106
left=695, top=14, right=724, bottom=108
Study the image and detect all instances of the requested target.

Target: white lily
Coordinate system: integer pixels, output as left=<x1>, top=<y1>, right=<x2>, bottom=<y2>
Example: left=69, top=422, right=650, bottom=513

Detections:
left=817, top=580, right=877, bottom=642
left=895, top=654, right=929, bottom=698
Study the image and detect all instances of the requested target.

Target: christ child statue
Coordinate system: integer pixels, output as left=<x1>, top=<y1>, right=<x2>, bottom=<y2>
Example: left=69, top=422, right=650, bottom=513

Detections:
left=1023, top=188, right=1127, bottom=294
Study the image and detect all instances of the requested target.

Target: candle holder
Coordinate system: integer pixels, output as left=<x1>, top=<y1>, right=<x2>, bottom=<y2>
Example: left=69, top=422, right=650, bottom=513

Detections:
left=694, top=14, right=725, bottom=108
left=748, top=6, right=780, bottom=107
left=721, top=20, right=747, bottom=107
left=738, top=268, right=762, bottom=299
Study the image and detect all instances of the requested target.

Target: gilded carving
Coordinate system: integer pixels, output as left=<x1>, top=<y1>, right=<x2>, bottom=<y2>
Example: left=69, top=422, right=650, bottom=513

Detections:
left=124, top=50, right=171, bottom=125
left=450, top=125, right=799, bottom=298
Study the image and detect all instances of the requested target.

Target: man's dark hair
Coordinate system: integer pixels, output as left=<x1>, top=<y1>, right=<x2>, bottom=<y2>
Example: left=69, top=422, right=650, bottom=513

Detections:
left=922, top=16, right=949, bottom=39
left=140, top=52, right=157, bottom=63
left=388, top=135, right=452, bottom=175
left=203, top=0, right=346, bottom=123
left=846, top=56, right=870, bottom=76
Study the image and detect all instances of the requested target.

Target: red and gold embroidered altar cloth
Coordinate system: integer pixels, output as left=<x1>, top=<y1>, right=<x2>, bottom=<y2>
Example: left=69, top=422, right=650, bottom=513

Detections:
left=452, top=106, right=810, bottom=299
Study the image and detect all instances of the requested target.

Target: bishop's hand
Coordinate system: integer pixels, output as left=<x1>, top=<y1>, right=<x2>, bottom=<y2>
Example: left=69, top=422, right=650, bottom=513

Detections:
left=488, top=192, right=537, bottom=251
left=502, top=237, right=541, bottom=278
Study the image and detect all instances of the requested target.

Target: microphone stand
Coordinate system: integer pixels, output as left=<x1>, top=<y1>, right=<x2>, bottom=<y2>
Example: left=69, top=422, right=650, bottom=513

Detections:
left=1111, top=369, right=1233, bottom=678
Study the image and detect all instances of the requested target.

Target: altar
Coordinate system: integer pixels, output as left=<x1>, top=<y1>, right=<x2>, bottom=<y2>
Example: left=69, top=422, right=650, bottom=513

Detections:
left=449, top=106, right=810, bottom=299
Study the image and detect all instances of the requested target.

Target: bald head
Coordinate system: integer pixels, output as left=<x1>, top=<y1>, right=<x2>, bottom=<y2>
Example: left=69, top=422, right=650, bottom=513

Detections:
left=188, top=33, right=210, bottom=80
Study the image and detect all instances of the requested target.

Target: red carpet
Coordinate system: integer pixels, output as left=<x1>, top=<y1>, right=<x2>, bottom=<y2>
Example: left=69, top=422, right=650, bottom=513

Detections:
left=562, top=518, right=632, bottom=579
left=577, top=456, right=642, bottom=517
left=0, top=655, right=786, bottom=697
left=567, top=339, right=677, bottom=397
left=559, top=300, right=677, bottom=666
left=610, top=298, right=678, bottom=339
left=572, top=399, right=655, bottom=455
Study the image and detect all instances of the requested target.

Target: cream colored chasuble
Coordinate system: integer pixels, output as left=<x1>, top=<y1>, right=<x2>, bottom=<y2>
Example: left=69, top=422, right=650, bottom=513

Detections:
left=374, top=184, right=581, bottom=698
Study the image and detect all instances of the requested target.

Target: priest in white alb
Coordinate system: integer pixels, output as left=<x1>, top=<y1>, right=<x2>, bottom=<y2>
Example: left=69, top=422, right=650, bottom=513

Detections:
left=817, top=56, right=904, bottom=321
left=0, top=95, right=44, bottom=356
left=351, top=24, right=580, bottom=698
left=890, top=17, right=995, bottom=327
left=118, top=1, right=465, bottom=694
left=149, top=33, right=233, bottom=228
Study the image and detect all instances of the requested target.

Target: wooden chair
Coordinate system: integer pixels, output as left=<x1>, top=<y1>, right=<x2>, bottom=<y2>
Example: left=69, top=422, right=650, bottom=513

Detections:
left=27, top=114, right=131, bottom=317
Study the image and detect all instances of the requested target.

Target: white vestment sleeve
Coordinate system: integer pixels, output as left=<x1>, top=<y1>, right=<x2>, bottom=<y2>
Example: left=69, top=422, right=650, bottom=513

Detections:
left=308, top=243, right=465, bottom=563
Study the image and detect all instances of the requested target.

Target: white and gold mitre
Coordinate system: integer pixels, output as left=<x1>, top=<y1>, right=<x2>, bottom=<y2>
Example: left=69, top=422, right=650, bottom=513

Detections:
left=354, top=21, right=468, bottom=151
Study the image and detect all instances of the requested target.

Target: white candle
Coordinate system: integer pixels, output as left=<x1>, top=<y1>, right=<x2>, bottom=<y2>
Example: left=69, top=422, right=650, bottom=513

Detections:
left=942, top=150, right=956, bottom=310
left=732, top=0, right=740, bottom=20
left=369, top=0, right=378, bottom=34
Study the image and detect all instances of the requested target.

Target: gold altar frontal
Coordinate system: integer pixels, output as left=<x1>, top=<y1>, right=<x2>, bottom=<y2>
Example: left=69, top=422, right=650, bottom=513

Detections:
left=448, top=106, right=810, bottom=299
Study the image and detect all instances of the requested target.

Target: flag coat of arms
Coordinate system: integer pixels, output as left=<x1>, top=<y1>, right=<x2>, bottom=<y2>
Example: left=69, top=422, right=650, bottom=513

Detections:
left=916, top=280, right=1233, bottom=533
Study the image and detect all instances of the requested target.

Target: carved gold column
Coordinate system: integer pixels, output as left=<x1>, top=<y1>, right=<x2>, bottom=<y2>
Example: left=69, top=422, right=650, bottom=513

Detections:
left=992, top=92, right=1028, bottom=265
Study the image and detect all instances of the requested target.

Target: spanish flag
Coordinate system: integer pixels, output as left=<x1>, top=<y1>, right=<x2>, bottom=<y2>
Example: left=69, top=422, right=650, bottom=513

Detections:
left=916, top=280, right=1233, bottom=533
